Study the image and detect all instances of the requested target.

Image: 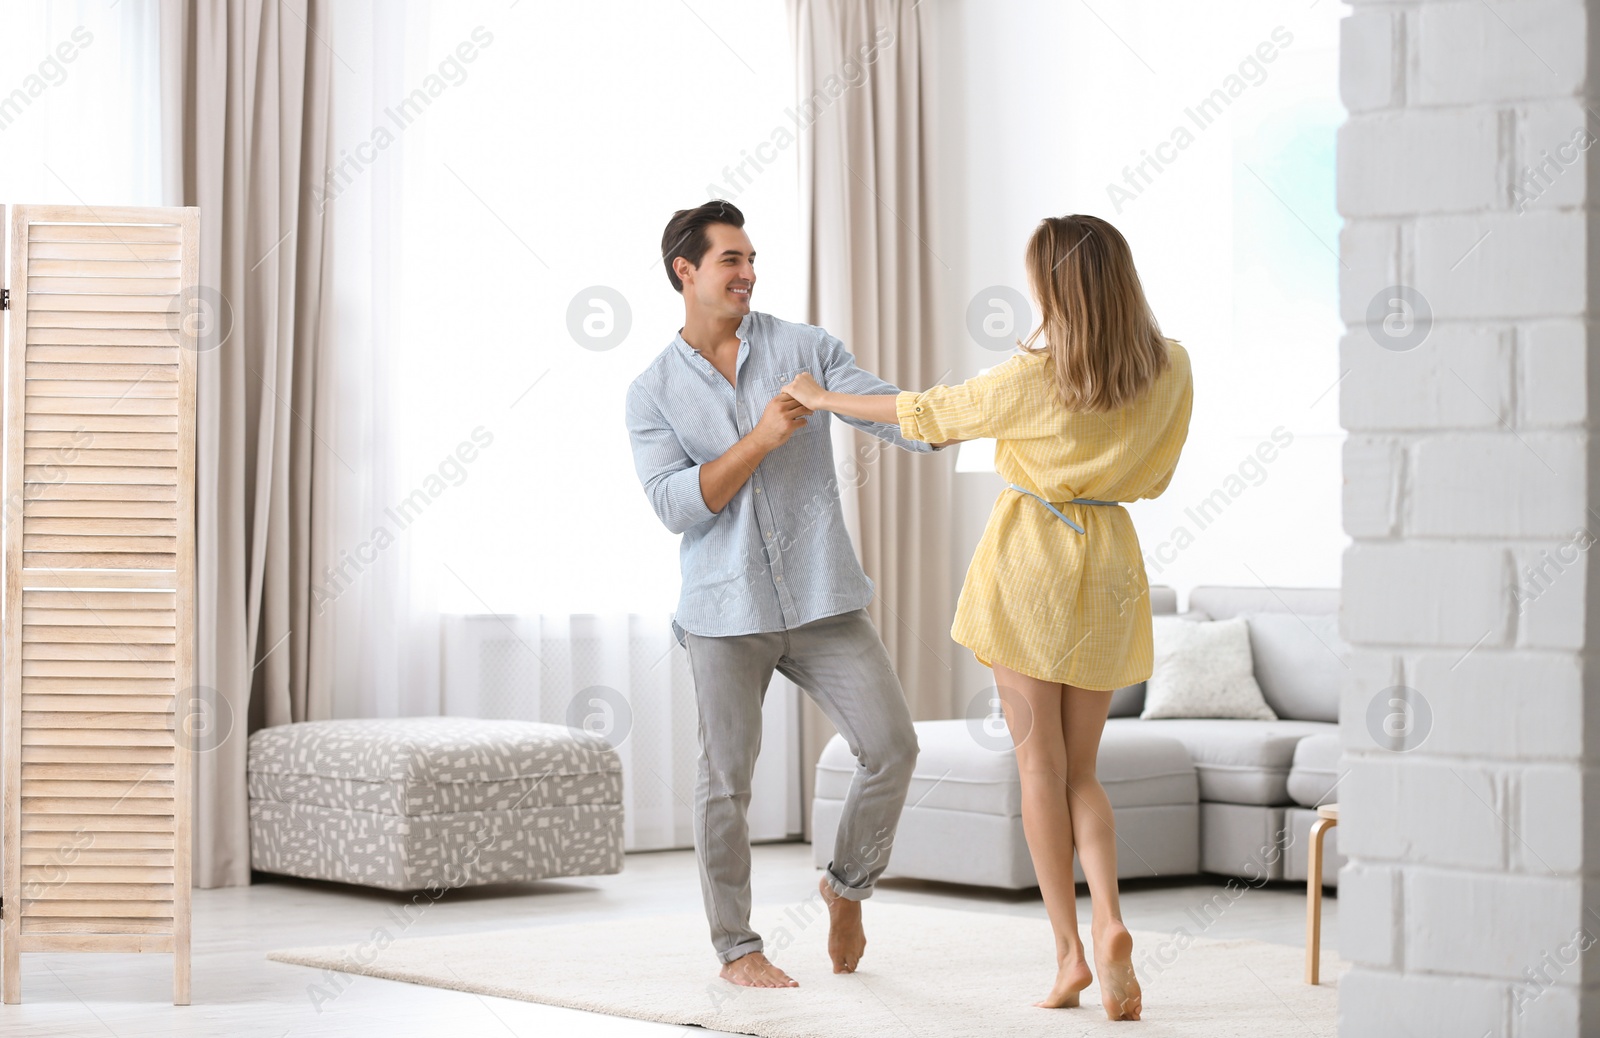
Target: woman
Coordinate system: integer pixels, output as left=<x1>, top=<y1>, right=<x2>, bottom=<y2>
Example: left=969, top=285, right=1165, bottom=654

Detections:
left=781, top=214, right=1192, bottom=1020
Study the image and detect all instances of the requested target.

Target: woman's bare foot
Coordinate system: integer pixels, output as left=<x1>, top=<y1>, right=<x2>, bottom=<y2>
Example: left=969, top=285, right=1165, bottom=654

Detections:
left=1093, top=921, right=1143, bottom=1020
left=1034, top=954, right=1093, bottom=1008
left=817, top=874, right=867, bottom=972
left=719, top=951, right=799, bottom=988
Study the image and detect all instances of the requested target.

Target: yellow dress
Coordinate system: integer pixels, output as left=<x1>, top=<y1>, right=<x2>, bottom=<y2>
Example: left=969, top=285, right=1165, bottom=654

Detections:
left=895, top=340, right=1193, bottom=691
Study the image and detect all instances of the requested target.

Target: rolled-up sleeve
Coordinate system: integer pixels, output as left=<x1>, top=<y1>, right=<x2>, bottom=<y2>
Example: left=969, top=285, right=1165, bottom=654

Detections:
left=897, top=361, right=1019, bottom=442
left=818, top=332, right=937, bottom=453
left=896, top=379, right=992, bottom=438
left=625, top=383, right=717, bottom=534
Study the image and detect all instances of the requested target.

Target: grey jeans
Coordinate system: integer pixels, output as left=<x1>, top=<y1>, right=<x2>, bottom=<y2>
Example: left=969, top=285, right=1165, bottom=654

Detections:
left=682, top=607, right=920, bottom=964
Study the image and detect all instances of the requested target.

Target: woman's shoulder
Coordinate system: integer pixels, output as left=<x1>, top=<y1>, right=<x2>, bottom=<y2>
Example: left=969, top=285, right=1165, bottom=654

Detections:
left=965, top=349, right=1045, bottom=386
left=1160, top=338, right=1191, bottom=380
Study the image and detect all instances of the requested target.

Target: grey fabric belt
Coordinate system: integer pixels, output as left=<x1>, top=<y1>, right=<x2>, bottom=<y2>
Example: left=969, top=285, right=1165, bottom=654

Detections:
left=1006, top=482, right=1122, bottom=534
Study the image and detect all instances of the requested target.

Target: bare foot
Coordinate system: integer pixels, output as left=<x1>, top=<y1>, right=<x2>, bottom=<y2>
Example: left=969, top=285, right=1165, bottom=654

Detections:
left=1034, top=954, right=1092, bottom=1008
left=719, top=951, right=799, bottom=988
left=1093, top=922, right=1143, bottom=1021
left=818, top=874, right=867, bottom=973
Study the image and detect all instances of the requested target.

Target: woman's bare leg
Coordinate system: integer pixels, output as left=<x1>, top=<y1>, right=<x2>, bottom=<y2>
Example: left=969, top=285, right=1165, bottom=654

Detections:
left=990, top=663, right=1092, bottom=1008
left=1061, top=684, right=1142, bottom=1021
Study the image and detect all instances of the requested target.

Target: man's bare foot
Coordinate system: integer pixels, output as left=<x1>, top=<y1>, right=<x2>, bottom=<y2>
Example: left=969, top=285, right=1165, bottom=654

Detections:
left=1093, top=921, right=1143, bottom=1020
left=818, top=874, right=867, bottom=973
left=1034, top=954, right=1092, bottom=1008
left=719, top=951, right=799, bottom=988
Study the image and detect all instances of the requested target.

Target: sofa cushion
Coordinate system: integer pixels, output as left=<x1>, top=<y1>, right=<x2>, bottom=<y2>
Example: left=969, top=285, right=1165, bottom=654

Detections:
left=1106, top=717, right=1336, bottom=805
left=1286, top=732, right=1346, bottom=808
left=1187, top=586, right=1339, bottom=622
left=1108, top=606, right=1205, bottom=718
left=1142, top=616, right=1276, bottom=721
left=1243, top=611, right=1346, bottom=723
left=815, top=719, right=1197, bottom=817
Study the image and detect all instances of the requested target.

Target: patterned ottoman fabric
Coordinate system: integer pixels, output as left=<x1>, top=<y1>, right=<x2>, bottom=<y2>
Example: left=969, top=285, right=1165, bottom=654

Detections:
left=248, top=718, right=625, bottom=891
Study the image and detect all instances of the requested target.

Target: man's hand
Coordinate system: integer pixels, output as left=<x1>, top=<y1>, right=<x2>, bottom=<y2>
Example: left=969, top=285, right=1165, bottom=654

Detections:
left=752, top=392, right=814, bottom=450
left=780, top=372, right=829, bottom=410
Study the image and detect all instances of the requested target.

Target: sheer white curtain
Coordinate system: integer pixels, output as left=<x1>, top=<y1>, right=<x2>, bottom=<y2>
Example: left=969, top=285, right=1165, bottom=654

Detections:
left=0, top=1, right=164, bottom=205
left=323, top=1, right=806, bottom=848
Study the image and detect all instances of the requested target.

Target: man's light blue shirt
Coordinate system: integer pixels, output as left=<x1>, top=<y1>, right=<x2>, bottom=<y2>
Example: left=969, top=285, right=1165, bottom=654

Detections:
left=625, top=311, right=941, bottom=645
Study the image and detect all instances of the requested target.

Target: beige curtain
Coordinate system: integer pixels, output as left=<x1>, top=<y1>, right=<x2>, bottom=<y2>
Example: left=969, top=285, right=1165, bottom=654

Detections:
left=787, top=0, right=957, bottom=839
left=160, top=0, right=337, bottom=887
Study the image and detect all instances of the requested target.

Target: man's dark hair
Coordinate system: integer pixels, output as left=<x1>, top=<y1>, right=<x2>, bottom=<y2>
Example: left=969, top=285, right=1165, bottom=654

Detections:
left=661, top=200, right=746, bottom=293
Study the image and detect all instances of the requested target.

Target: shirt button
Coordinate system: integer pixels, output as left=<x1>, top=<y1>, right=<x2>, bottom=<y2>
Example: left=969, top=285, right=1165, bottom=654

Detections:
left=775, top=576, right=783, bottom=582
left=915, top=405, right=923, bottom=412
left=755, top=488, right=762, bottom=494
left=766, top=531, right=773, bottom=538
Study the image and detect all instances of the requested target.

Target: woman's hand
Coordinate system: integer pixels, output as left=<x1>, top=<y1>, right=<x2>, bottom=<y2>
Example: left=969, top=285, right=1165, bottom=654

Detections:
left=780, top=371, right=829, bottom=410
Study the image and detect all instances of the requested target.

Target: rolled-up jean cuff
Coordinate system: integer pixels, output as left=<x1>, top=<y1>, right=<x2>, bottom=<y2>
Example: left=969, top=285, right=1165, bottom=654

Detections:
left=825, top=864, right=873, bottom=902
left=718, top=936, right=765, bottom=965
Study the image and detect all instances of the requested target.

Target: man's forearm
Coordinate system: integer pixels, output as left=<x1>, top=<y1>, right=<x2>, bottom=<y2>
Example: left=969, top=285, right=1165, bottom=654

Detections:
left=699, top=431, right=775, bottom=514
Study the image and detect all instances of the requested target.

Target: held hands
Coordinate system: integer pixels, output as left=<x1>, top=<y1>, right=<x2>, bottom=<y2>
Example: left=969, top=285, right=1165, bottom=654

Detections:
left=753, top=392, right=813, bottom=450
left=780, top=372, right=829, bottom=410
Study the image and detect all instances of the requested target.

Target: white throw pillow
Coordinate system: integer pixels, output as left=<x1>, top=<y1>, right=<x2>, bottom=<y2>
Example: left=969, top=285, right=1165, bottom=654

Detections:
left=1141, top=615, right=1277, bottom=721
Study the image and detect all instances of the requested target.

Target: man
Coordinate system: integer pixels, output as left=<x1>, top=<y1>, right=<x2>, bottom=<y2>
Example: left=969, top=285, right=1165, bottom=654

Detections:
left=625, top=200, right=951, bottom=988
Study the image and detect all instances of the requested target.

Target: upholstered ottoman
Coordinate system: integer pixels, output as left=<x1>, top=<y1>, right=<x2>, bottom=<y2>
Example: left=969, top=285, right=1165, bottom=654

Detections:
left=248, top=718, right=624, bottom=891
left=812, top=719, right=1199, bottom=890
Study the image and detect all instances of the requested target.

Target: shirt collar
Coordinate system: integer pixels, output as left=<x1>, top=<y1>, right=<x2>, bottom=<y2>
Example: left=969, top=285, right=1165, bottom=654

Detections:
left=672, top=312, right=754, bottom=379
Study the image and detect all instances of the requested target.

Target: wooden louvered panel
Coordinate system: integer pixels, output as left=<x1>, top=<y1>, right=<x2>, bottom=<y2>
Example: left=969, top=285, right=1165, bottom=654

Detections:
left=21, top=858, right=173, bottom=877
left=28, top=278, right=181, bottom=297
left=28, top=241, right=182, bottom=262
left=20, top=740, right=177, bottom=762
left=28, top=397, right=176, bottom=416
left=23, top=759, right=174, bottom=778
left=19, top=900, right=174, bottom=918
left=24, top=295, right=179, bottom=313
left=27, top=604, right=178, bottom=620
left=24, top=483, right=177, bottom=502
left=23, top=924, right=176, bottom=945
left=27, top=416, right=179, bottom=437
left=20, top=827, right=174, bottom=850
left=24, top=710, right=176, bottom=729
left=25, top=223, right=181, bottom=244
left=29, top=261, right=185, bottom=280
left=28, top=430, right=178, bottom=449
left=22, top=773, right=175, bottom=793
left=25, top=364, right=180, bottom=383
left=23, top=659, right=175, bottom=675
left=22, top=642, right=175, bottom=658
left=2, top=204, right=196, bottom=1005
left=28, top=378, right=178, bottom=397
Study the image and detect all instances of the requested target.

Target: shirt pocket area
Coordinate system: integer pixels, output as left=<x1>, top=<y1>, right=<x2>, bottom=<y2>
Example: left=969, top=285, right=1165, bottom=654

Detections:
left=750, top=369, right=824, bottom=441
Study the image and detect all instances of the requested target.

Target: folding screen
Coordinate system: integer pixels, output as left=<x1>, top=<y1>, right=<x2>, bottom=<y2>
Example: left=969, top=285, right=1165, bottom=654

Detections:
left=0, top=204, right=198, bottom=1004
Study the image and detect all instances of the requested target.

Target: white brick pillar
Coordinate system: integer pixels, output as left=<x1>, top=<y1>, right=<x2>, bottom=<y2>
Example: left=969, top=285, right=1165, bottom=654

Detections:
left=1337, top=2, right=1600, bottom=1035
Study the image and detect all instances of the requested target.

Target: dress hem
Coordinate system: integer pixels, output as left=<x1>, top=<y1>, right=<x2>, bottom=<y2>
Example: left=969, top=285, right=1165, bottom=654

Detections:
left=963, top=641, right=1150, bottom=693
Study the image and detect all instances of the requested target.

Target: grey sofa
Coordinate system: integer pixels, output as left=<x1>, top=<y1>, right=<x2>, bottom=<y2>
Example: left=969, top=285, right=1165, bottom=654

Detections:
left=812, top=585, right=1348, bottom=890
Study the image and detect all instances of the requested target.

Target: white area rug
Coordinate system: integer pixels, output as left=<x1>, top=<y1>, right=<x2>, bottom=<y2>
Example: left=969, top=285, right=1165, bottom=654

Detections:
left=268, top=901, right=1345, bottom=1037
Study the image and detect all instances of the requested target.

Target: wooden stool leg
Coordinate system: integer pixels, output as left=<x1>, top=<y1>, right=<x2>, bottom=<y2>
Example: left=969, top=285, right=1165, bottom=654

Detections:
left=1305, top=817, right=1333, bottom=984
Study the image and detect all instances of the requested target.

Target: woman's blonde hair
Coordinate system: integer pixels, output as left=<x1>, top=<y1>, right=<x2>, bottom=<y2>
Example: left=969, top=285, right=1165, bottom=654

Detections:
left=1019, top=214, right=1169, bottom=413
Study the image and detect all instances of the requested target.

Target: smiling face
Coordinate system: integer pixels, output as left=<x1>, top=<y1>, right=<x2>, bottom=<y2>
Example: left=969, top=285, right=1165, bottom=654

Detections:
left=676, top=222, right=755, bottom=320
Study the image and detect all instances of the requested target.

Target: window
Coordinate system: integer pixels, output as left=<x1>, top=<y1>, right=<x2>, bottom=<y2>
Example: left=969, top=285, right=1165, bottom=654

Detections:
left=344, top=0, right=802, bottom=616
left=0, top=3, right=163, bottom=205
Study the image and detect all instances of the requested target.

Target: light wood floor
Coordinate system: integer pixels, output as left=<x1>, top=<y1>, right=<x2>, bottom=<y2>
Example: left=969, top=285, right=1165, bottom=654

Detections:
left=0, top=841, right=1336, bottom=1037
